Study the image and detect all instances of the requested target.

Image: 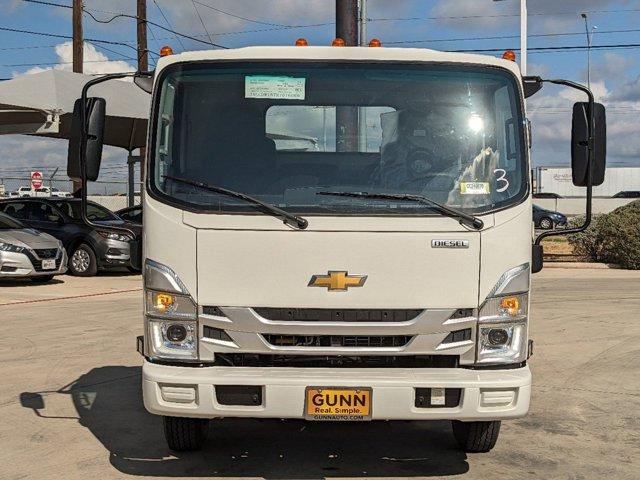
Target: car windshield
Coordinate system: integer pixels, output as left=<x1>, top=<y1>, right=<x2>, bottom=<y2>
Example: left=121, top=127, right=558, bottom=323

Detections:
left=151, top=62, right=526, bottom=215
left=54, top=201, right=119, bottom=222
left=0, top=212, right=24, bottom=229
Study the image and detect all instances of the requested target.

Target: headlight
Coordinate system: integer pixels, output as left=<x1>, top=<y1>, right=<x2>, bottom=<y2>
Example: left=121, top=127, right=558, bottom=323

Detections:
left=0, top=242, right=25, bottom=253
left=98, top=231, right=133, bottom=242
left=477, top=263, right=530, bottom=365
left=148, top=319, right=197, bottom=360
left=144, top=259, right=198, bottom=361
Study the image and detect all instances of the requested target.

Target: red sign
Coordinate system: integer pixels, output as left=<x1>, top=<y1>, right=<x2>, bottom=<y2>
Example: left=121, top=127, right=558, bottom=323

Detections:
left=30, top=171, right=43, bottom=189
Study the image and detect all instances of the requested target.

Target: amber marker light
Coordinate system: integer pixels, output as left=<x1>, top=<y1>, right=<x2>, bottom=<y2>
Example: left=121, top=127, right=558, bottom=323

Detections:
left=500, top=296, right=520, bottom=316
left=155, top=293, right=175, bottom=312
left=295, top=38, right=309, bottom=46
left=332, top=37, right=346, bottom=47
left=369, top=38, right=382, bottom=47
left=160, top=45, right=174, bottom=57
left=502, top=50, right=517, bottom=62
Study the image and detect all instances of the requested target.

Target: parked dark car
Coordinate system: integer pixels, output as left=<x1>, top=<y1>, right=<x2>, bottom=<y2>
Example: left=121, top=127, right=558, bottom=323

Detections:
left=533, top=204, right=567, bottom=230
left=533, top=192, right=563, bottom=199
left=116, top=205, right=143, bottom=224
left=0, top=198, right=141, bottom=276
left=612, top=191, right=640, bottom=198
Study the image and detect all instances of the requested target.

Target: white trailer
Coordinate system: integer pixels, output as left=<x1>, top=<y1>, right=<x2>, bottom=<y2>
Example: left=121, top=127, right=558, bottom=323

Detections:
left=537, top=166, right=639, bottom=197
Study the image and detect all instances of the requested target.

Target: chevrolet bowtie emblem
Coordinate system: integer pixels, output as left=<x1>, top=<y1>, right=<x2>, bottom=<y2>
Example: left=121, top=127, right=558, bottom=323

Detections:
left=308, top=271, right=367, bottom=292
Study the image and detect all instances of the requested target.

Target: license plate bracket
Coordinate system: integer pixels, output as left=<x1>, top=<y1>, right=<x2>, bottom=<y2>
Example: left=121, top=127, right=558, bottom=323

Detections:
left=304, top=387, right=372, bottom=421
left=41, top=259, right=56, bottom=270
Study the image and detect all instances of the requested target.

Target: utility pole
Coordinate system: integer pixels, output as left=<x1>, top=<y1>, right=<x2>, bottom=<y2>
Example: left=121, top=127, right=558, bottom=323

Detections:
left=136, top=0, right=148, bottom=194
left=358, top=0, right=367, bottom=152
left=72, top=0, right=83, bottom=73
left=72, top=0, right=83, bottom=196
left=335, top=0, right=358, bottom=152
left=137, top=0, right=148, bottom=71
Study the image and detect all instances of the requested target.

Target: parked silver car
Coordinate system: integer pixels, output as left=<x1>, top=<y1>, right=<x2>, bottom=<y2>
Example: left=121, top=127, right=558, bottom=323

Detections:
left=0, top=211, right=67, bottom=282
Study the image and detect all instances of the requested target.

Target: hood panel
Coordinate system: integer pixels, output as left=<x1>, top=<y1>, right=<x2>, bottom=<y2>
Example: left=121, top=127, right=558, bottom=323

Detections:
left=0, top=229, right=58, bottom=249
left=196, top=230, right=480, bottom=308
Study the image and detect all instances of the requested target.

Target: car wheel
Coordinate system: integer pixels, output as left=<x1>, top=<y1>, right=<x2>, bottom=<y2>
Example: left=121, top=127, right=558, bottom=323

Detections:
left=539, top=217, right=553, bottom=230
left=163, top=416, right=209, bottom=451
left=30, top=275, right=55, bottom=283
left=452, top=420, right=501, bottom=453
left=69, top=243, right=98, bottom=276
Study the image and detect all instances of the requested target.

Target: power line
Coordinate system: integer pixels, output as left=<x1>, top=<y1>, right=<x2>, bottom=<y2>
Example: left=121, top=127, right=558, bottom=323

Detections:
left=388, top=28, right=640, bottom=46
left=82, top=8, right=228, bottom=49
left=450, top=43, right=640, bottom=54
left=190, top=0, right=215, bottom=45
left=192, top=0, right=287, bottom=27
left=20, top=0, right=70, bottom=8
left=369, top=8, right=640, bottom=23
left=152, top=0, right=186, bottom=50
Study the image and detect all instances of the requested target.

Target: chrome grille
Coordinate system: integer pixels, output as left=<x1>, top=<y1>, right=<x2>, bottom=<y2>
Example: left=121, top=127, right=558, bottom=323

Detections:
left=253, top=308, right=423, bottom=322
left=263, top=334, right=413, bottom=348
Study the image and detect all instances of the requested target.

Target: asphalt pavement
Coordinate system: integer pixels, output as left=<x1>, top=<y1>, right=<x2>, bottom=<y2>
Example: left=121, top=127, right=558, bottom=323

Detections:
left=0, top=268, right=638, bottom=479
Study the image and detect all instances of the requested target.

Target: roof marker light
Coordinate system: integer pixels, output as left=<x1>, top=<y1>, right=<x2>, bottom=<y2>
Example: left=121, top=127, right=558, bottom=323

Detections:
left=502, top=50, right=517, bottom=62
left=368, top=38, right=382, bottom=47
left=295, top=38, right=308, bottom=46
left=160, top=45, right=174, bottom=57
left=332, top=37, right=346, bottom=47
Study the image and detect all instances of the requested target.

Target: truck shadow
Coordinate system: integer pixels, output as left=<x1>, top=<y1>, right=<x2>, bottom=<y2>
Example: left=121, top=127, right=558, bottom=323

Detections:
left=21, top=365, right=470, bottom=478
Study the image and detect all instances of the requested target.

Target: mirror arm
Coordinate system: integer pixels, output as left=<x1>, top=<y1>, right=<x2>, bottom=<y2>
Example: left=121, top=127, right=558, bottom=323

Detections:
left=79, top=72, right=139, bottom=238
left=534, top=78, right=595, bottom=245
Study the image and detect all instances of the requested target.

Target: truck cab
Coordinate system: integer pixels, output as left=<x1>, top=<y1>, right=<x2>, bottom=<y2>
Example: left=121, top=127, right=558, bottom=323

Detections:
left=67, top=45, right=606, bottom=454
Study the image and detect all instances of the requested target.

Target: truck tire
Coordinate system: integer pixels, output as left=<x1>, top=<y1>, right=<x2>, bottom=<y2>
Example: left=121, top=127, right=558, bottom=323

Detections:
left=451, top=420, right=501, bottom=453
left=163, top=416, right=209, bottom=451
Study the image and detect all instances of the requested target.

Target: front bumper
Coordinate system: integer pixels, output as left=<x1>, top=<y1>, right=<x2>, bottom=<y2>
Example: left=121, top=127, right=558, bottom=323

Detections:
left=142, top=360, right=531, bottom=421
left=98, top=238, right=131, bottom=267
left=0, top=249, right=67, bottom=278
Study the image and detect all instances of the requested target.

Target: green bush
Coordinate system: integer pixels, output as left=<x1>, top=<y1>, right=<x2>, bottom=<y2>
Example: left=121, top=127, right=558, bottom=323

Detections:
left=567, top=200, right=640, bottom=269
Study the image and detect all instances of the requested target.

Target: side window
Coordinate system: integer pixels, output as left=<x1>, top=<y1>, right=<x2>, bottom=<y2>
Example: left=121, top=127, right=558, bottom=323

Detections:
left=31, top=203, right=62, bottom=223
left=1, top=202, right=29, bottom=220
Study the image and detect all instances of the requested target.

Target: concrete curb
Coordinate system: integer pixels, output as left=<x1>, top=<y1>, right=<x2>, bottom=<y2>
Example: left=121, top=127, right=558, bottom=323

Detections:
left=544, top=262, right=620, bottom=269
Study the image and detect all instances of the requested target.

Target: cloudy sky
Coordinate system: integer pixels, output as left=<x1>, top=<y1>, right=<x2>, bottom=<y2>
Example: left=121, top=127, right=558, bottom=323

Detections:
left=1, top=0, right=639, bottom=184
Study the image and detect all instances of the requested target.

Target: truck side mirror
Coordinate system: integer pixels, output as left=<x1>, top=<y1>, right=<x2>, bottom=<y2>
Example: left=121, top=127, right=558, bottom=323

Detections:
left=571, top=102, right=606, bottom=187
left=67, top=97, right=106, bottom=183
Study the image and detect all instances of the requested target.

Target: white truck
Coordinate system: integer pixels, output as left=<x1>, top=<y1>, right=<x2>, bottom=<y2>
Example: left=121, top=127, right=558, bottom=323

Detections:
left=67, top=44, right=606, bottom=453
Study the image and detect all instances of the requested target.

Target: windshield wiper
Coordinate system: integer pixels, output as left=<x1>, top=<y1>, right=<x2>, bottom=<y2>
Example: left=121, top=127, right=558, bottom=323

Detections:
left=317, top=191, right=484, bottom=230
left=164, top=175, right=308, bottom=230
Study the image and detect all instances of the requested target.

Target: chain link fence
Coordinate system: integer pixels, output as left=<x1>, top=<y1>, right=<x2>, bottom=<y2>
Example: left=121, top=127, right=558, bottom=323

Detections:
left=0, top=176, right=141, bottom=212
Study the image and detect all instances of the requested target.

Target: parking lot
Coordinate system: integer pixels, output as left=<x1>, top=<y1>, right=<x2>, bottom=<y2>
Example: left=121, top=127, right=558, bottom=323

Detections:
left=0, top=268, right=639, bottom=480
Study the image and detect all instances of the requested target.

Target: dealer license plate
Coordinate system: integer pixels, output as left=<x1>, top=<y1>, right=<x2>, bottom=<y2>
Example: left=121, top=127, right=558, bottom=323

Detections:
left=305, top=387, right=372, bottom=421
left=41, top=259, right=56, bottom=270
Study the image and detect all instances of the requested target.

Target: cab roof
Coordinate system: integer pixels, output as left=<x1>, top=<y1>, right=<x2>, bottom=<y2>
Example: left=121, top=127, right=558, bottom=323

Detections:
left=155, top=46, right=522, bottom=79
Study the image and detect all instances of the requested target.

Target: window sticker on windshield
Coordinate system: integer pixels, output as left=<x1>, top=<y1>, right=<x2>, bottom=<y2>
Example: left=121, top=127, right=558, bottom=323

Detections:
left=245, top=76, right=306, bottom=100
left=461, top=182, right=490, bottom=195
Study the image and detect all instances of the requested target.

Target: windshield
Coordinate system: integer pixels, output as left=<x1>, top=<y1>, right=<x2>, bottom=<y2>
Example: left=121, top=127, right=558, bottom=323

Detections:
left=54, top=201, right=119, bottom=222
left=151, top=62, right=526, bottom=215
left=0, top=212, right=24, bottom=229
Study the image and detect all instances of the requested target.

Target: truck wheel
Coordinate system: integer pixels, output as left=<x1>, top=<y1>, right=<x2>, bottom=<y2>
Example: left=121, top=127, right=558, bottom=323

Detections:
left=163, top=416, right=209, bottom=451
left=68, top=243, right=97, bottom=277
left=451, top=420, right=501, bottom=453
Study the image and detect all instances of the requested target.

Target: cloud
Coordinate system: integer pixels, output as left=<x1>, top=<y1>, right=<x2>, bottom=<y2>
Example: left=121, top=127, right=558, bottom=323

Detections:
left=15, top=41, right=135, bottom=77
